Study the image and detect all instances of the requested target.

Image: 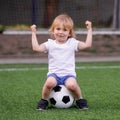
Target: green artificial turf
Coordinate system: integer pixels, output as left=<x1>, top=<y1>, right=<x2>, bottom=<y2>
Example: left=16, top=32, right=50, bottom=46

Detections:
left=0, top=62, right=120, bottom=120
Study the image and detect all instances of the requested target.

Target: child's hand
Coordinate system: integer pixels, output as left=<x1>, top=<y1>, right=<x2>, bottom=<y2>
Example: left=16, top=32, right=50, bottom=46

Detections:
left=31, top=24, right=37, bottom=33
left=85, top=21, right=92, bottom=30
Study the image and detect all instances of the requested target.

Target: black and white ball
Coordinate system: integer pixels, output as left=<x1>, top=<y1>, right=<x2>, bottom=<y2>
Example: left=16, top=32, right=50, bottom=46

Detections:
left=49, top=85, right=74, bottom=108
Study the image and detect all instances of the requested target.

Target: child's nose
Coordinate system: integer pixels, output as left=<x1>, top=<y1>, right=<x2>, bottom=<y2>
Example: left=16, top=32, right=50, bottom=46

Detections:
left=59, top=30, right=63, bottom=34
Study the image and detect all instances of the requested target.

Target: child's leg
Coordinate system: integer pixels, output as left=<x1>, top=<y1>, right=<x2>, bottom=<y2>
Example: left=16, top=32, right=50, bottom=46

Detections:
left=37, top=76, right=57, bottom=110
left=65, top=77, right=83, bottom=99
left=42, top=76, right=57, bottom=99
left=65, top=77, right=88, bottom=110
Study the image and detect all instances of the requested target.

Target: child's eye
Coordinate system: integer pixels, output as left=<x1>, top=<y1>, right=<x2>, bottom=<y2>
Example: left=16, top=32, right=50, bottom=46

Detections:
left=63, top=29, right=66, bottom=31
left=56, top=28, right=60, bottom=30
left=64, top=28, right=68, bottom=31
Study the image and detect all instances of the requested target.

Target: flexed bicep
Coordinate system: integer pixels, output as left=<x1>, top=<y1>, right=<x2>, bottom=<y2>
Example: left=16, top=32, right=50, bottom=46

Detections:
left=31, top=25, right=47, bottom=53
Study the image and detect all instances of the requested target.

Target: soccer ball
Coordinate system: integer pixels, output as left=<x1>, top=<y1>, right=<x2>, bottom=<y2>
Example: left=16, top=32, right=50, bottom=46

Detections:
left=49, top=85, right=74, bottom=108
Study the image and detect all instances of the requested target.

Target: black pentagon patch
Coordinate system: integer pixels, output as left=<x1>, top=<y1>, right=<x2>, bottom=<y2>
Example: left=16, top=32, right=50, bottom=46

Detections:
left=62, top=96, right=70, bottom=104
left=53, top=85, right=62, bottom=92
left=50, top=98, right=56, bottom=105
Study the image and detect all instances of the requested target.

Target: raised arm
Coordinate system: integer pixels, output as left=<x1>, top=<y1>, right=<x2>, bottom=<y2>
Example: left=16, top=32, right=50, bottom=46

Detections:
left=31, top=25, right=46, bottom=53
left=78, top=21, right=92, bottom=50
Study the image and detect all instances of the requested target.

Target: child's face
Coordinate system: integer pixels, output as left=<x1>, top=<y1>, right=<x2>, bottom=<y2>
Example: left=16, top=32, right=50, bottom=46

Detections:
left=53, top=23, right=70, bottom=42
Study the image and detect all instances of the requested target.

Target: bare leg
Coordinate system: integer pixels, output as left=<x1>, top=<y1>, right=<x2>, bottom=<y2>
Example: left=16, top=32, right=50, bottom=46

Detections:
left=65, top=77, right=83, bottom=99
left=42, top=76, right=57, bottom=99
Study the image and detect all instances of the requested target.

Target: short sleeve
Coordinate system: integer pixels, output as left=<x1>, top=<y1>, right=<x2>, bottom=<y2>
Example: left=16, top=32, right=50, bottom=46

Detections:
left=44, top=39, right=54, bottom=51
left=69, top=38, right=79, bottom=51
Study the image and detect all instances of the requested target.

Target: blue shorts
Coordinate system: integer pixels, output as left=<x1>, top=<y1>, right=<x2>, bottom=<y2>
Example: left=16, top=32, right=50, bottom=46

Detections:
left=47, top=73, right=76, bottom=85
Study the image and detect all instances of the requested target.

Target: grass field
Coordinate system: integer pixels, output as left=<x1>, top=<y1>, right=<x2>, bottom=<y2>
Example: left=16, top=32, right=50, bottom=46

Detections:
left=0, top=62, right=120, bottom=120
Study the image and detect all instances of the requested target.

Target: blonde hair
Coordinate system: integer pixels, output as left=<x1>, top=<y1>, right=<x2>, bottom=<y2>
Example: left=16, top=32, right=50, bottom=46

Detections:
left=49, top=14, right=76, bottom=39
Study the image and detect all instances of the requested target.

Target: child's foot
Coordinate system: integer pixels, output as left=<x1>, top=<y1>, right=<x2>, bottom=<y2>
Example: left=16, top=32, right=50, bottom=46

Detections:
left=36, top=99, right=48, bottom=111
left=76, top=99, right=88, bottom=110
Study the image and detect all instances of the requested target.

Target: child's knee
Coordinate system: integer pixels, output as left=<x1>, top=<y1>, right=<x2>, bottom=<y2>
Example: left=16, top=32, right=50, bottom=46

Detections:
left=65, top=80, right=77, bottom=90
left=45, top=77, right=57, bottom=89
left=68, top=83, right=77, bottom=90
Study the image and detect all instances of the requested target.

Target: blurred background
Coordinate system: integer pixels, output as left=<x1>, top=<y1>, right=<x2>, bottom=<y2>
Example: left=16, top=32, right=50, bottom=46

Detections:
left=0, top=0, right=120, bottom=61
left=0, top=0, right=120, bottom=28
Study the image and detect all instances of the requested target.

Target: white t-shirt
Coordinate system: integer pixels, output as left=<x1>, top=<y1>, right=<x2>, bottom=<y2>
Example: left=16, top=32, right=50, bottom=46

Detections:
left=44, top=38, right=79, bottom=77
